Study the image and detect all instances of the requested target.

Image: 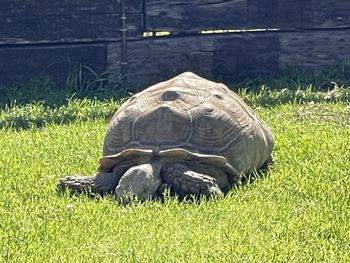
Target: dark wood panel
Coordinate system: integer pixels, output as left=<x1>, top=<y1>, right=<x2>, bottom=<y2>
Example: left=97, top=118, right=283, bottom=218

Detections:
left=265, top=0, right=350, bottom=29
left=1, top=0, right=143, bottom=15
left=0, top=44, right=106, bottom=86
left=279, top=30, right=350, bottom=69
left=251, top=0, right=305, bottom=29
left=2, top=29, right=349, bottom=89
left=308, top=0, right=350, bottom=28
left=0, top=13, right=143, bottom=44
left=108, top=29, right=350, bottom=88
left=145, top=0, right=350, bottom=31
left=107, top=33, right=280, bottom=88
left=145, top=0, right=249, bottom=31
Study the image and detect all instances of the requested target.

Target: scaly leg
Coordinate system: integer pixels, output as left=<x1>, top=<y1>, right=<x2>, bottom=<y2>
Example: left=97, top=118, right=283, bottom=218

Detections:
left=115, top=162, right=162, bottom=203
left=58, top=167, right=125, bottom=196
left=161, top=163, right=223, bottom=198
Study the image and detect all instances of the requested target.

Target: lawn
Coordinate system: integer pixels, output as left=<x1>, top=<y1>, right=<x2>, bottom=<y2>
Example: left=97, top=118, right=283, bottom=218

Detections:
left=0, top=84, right=349, bottom=262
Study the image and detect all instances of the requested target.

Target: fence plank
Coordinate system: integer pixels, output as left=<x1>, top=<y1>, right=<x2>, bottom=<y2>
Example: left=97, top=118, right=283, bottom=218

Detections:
left=0, top=13, right=143, bottom=45
left=108, top=29, right=350, bottom=88
left=0, top=44, right=106, bottom=86
left=145, top=0, right=350, bottom=31
left=267, top=0, right=350, bottom=29
left=309, top=0, right=350, bottom=28
left=2, top=0, right=143, bottom=15
left=145, top=0, right=249, bottom=31
left=279, top=30, right=350, bottom=69
left=2, top=1, right=350, bottom=88
left=107, top=33, right=280, bottom=88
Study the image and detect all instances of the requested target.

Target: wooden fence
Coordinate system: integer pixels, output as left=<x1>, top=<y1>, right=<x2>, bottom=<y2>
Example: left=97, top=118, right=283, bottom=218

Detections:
left=1, top=0, right=350, bottom=89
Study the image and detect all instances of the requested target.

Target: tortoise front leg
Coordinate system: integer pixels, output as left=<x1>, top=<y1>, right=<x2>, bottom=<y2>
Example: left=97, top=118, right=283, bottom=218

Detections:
left=58, top=175, right=97, bottom=194
left=58, top=166, right=125, bottom=196
left=161, top=163, right=224, bottom=198
left=115, top=162, right=162, bottom=203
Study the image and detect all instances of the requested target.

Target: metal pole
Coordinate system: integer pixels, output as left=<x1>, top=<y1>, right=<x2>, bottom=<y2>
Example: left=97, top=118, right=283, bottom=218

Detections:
left=120, top=0, right=128, bottom=77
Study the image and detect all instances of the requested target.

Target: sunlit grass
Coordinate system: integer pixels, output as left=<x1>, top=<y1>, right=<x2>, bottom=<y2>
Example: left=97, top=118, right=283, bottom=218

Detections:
left=0, top=87, right=349, bottom=262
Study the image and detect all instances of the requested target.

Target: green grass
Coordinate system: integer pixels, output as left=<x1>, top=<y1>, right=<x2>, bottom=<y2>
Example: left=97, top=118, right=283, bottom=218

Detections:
left=0, top=85, right=349, bottom=262
left=0, top=98, right=124, bottom=130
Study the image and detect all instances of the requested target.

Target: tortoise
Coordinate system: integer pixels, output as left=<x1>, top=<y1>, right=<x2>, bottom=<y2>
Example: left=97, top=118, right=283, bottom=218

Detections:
left=58, top=72, right=274, bottom=201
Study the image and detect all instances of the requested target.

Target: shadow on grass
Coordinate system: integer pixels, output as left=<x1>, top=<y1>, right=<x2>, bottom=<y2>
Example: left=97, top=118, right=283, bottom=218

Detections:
left=1, top=66, right=349, bottom=130
left=0, top=76, right=131, bottom=108
left=0, top=76, right=132, bottom=130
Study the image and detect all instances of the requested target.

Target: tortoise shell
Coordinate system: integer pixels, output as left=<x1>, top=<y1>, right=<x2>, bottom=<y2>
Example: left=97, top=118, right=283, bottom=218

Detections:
left=100, top=72, right=273, bottom=176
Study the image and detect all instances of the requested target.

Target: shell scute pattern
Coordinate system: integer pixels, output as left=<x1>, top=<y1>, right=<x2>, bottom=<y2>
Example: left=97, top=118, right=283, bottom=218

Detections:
left=103, top=104, right=141, bottom=155
left=188, top=106, right=242, bottom=151
left=133, top=105, right=191, bottom=147
left=102, top=72, right=273, bottom=175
